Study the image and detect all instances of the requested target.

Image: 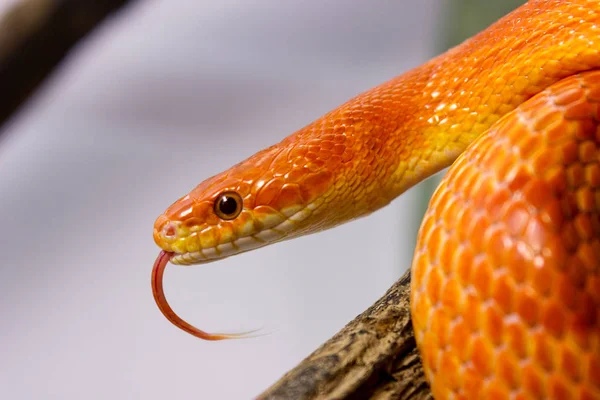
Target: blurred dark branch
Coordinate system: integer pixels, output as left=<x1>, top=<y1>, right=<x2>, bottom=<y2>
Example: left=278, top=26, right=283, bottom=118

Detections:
left=258, top=270, right=432, bottom=400
left=0, top=0, right=138, bottom=132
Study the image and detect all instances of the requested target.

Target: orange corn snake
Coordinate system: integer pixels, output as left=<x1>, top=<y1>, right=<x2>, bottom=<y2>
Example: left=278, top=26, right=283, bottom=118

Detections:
left=152, top=1, right=600, bottom=398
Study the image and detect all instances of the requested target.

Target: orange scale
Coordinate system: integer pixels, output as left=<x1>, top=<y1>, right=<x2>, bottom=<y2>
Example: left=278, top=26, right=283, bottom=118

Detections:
left=204, top=209, right=221, bottom=226
left=579, top=387, right=599, bottom=400
left=284, top=167, right=308, bottom=183
left=522, top=364, right=547, bottom=399
left=466, top=213, right=489, bottom=252
left=198, top=227, right=217, bottom=249
left=539, top=197, right=564, bottom=230
left=576, top=187, right=596, bottom=212
left=524, top=217, right=548, bottom=254
left=165, top=196, right=195, bottom=220
left=182, top=217, right=203, bottom=230
left=491, top=271, right=514, bottom=314
left=568, top=256, right=589, bottom=290
left=508, top=167, right=536, bottom=194
left=584, top=164, right=600, bottom=188
left=482, top=302, right=505, bottom=348
left=565, top=99, right=597, bottom=121
left=579, top=141, right=597, bottom=163
left=462, top=365, right=485, bottom=400
left=441, top=195, right=463, bottom=230
left=533, top=147, right=561, bottom=177
left=559, top=344, right=583, bottom=384
left=440, top=278, right=463, bottom=319
left=411, top=250, right=431, bottom=291
left=547, top=376, right=574, bottom=400
left=215, top=222, right=235, bottom=243
left=454, top=244, right=474, bottom=282
left=411, top=283, right=432, bottom=326
left=424, top=224, right=444, bottom=264
left=586, top=355, right=600, bottom=392
left=561, top=222, right=581, bottom=253
left=463, top=293, right=482, bottom=334
left=505, top=320, right=528, bottom=361
left=532, top=108, right=562, bottom=133
left=471, top=176, right=496, bottom=209
left=495, top=348, right=521, bottom=392
left=439, top=234, right=460, bottom=276
left=485, top=187, right=511, bottom=222
left=482, top=380, right=511, bottom=400
left=545, top=167, right=568, bottom=195
left=471, top=335, right=495, bottom=378
left=431, top=185, right=453, bottom=216
left=586, top=274, right=600, bottom=304
left=576, top=241, right=600, bottom=272
left=269, top=183, right=302, bottom=211
left=431, top=306, right=451, bottom=350
left=505, top=201, right=530, bottom=238
left=472, top=257, right=494, bottom=301
left=420, top=330, right=441, bottom=375
left=515, top=287, right=541, bottom=328
left=463, top=168, right=485, bottom=201
left=449, top=319, right=473, bottom=363
left=531, top=259, right=555, bottom=298
left=299, top=171, right=333, bottom=203
left=437, top=349, right=462, bottom=394
left=553, top=86, right=585, bottom=107
left=485, top=228, right=511, bottom=269
left=425, top=265, right=444, bottom=307
left=522, top=179, right=554, bottom=211
left=570, top=294, right=597, bottom=352
left=567, top=163, right=586, bottom=189
left=531, top=329, right=557, bottom=373
left=574, top=214, right=595, bottom=241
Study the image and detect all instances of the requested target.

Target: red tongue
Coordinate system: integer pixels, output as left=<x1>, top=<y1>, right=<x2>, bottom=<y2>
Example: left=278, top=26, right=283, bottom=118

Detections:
left=151, top=250, right=248, bottom=340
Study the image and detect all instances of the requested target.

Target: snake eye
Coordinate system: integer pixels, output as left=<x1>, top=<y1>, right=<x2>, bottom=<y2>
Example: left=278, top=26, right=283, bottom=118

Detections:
left=214, top=191, right=243, bottom=220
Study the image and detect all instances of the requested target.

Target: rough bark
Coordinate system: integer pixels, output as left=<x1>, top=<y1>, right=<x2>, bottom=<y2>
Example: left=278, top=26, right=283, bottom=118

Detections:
left=0, top=0, right=137, bottom=129
left=258, top=270, right=432, bottom=400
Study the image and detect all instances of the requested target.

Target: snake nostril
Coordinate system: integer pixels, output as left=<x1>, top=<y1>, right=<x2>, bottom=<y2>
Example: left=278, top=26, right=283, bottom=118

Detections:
left=162, top=222, right=177, bottom=239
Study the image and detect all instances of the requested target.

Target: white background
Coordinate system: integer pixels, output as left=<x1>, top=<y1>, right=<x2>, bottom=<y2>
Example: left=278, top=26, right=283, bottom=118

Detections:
left=0, top=1, right=442, bottom=398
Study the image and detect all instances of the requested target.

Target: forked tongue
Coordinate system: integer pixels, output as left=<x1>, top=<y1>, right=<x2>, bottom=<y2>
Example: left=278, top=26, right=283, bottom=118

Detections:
left=151, top=250, right=261, bottom=340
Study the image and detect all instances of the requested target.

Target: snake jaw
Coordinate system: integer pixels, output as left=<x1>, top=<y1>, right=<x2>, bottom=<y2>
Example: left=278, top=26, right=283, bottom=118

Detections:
left=168, top=236, right=267, bottom=265
left=153, top=200, right=319, bottom=265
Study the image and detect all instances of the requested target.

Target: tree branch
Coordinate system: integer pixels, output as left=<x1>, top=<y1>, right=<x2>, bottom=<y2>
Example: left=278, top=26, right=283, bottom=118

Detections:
left=0, top=0, right=138, bottom=130
left=258, top=270, right=432, bottom=400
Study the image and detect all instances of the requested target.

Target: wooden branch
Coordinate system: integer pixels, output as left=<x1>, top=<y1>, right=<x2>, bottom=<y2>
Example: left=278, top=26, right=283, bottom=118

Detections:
left=0, top=0, right=138, bottom=130
left=258, top=270, right=432, bottom=400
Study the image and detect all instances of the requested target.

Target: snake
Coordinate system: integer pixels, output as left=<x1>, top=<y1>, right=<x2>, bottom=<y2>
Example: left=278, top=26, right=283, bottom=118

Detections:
left=151, top=1, right=600, bottom=398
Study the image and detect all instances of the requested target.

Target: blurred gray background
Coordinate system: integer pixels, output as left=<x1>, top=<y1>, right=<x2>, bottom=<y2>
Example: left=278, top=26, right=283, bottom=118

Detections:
left=0, top=0, right=521, bottom=399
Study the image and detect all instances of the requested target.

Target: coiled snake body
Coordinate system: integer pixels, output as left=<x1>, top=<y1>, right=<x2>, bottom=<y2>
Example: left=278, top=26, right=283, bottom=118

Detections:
left=152, top=1, right=600, bottom=398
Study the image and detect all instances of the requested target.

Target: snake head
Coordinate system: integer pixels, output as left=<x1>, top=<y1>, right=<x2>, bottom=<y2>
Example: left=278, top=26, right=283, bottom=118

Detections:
left=153, top=141, right=339, bottom=265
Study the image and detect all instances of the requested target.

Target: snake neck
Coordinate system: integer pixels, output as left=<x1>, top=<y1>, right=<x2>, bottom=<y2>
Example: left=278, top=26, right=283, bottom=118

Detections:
left=289, top=0, right=600, bottom=223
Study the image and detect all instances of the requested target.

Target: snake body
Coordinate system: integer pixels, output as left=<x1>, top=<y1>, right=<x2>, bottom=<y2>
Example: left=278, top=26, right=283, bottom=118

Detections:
left=153, top=1, right=600, bottom=398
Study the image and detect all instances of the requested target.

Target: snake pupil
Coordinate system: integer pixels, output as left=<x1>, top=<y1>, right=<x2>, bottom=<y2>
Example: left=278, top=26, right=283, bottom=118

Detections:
left=219, top=196, right=237, bottom=215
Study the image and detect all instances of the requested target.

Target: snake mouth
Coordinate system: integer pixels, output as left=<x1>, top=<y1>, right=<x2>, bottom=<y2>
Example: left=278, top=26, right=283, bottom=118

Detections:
left=170, top=252, right=218, bottom=265
left=168, top=233, right=281, bottom=265
left=157, top=206, right=320, bottom=265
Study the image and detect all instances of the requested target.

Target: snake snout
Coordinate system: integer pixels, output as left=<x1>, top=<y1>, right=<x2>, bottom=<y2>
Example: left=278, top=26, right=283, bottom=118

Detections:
left=153, top=215, right=178, bottom=248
